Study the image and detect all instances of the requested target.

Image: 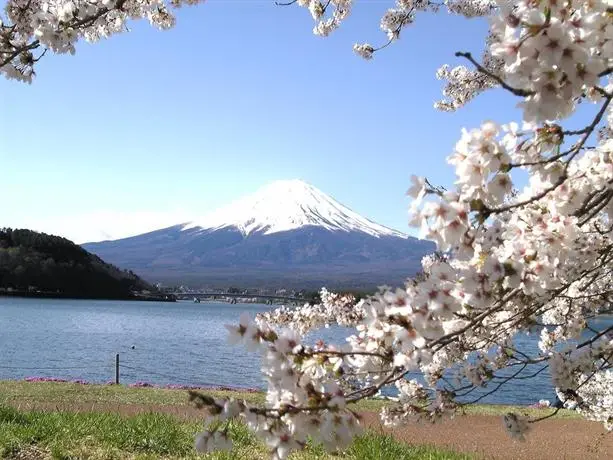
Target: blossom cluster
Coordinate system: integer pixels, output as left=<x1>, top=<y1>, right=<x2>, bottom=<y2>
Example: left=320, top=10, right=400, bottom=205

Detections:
left=488, top=1, right=613, bottom=124
left=0, top=0, right=204, bottom=82
left=189, top=314, right=363, bottom=459
left=211, top=1, right=613, bottom=455
left=549, top=335, right=613, bottom=427
left=295, top=0, right=352, bottom=38
left=256, top=288, right=364, bottom=335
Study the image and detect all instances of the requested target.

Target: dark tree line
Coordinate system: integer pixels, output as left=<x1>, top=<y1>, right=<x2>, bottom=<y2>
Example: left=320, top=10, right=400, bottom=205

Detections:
left=0, top=228, right=154, bottom=299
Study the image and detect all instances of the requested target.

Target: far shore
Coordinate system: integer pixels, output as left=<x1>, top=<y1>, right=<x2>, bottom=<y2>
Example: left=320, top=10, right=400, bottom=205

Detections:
left=0, top=290, right=176, bottom=302
left=0, top=290, right=300, bottom=306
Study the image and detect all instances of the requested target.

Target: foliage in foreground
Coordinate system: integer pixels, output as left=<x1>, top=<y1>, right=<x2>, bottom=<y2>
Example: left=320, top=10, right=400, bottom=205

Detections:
left=0, top=405, right=470, bottom=460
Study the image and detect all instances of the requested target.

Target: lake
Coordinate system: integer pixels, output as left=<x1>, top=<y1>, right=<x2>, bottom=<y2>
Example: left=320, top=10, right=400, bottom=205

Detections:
left=0, top=297, right=611, bottom=405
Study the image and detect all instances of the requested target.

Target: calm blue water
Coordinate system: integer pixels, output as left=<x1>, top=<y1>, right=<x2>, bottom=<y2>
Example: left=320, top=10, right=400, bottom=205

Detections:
left=0, top=297, right=611, bottom=406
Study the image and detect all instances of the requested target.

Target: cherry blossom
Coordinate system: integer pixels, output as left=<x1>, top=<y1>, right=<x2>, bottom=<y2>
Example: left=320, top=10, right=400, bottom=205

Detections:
left=4, top=0, right=613, bottom=458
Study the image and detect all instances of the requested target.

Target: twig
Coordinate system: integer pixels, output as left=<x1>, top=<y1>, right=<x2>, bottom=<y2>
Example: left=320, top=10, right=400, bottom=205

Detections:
left=529, top=406, right=561, bottom=423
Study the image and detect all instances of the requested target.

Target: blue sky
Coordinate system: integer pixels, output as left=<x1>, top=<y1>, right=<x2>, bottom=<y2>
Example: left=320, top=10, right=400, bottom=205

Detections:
left=1, top=1, right=510, bottom=243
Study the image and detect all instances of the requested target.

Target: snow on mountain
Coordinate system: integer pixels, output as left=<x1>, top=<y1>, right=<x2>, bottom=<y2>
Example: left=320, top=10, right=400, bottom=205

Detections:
left=181, top=179, right=407, bottom=238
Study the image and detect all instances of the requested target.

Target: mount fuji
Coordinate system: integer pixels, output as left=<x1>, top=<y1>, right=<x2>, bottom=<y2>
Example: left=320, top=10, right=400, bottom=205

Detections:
left=82, top=180, right=435, bottom=289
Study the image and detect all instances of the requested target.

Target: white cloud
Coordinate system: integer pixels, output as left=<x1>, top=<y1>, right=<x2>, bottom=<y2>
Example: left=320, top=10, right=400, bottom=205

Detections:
left=11, top=210, right=192, bottom=244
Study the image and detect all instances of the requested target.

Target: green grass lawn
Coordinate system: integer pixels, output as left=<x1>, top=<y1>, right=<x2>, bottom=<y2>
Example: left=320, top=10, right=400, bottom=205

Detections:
left=0, top=405, right=472, bottom=460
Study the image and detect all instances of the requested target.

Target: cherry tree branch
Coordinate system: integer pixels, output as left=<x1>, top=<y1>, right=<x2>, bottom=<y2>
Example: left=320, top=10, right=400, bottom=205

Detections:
left=454, top=51, right=534, bottom=97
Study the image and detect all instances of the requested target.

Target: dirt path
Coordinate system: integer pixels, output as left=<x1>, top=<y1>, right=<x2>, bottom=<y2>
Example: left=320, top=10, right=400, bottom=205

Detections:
left=5, top=401, right=612, bottom=459
left=360, top=412, right=612, bottom=460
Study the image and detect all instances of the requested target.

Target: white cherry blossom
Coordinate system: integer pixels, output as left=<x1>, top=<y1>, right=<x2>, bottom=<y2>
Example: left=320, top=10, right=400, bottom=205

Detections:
left=4, top=0, right=613, bottom=457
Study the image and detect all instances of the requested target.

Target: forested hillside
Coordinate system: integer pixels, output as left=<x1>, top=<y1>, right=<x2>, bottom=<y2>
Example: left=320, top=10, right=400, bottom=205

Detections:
left=0, top=228, right=156, bottom=299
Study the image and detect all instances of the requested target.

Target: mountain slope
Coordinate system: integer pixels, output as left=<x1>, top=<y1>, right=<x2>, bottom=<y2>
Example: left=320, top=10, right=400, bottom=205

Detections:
left=83, top=180, right=435, bottom=289
left=182, top=179, right=406, bottom=238
left=0, top=228, right=158, bottom=299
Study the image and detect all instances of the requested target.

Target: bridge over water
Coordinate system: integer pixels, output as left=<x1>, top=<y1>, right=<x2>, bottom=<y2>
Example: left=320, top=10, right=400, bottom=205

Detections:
left=168, top=291, right=303, bottom=304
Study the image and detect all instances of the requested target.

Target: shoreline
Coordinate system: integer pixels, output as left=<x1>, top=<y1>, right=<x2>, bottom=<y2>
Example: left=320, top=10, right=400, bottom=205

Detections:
left=0, top=291, right=295, bottom=305
left=0, top=290, right=176, bottom=302
left=0, top=378, right=552, bottom=410
left=12, top=376, right=261, bottom=393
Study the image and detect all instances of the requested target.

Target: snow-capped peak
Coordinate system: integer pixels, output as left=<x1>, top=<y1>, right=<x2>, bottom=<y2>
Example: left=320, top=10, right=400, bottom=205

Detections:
left=182, top=179, right=407, bottom=238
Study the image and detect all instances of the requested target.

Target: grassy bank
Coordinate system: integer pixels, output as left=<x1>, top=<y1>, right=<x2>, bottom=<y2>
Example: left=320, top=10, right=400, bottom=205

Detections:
left=0, top=381, right=600, bottom=460
left=0, top=405, right=472, bottom=460
left=0, top=380, right=578, bottom=419
left=0, top=381, right=476, bottom=459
